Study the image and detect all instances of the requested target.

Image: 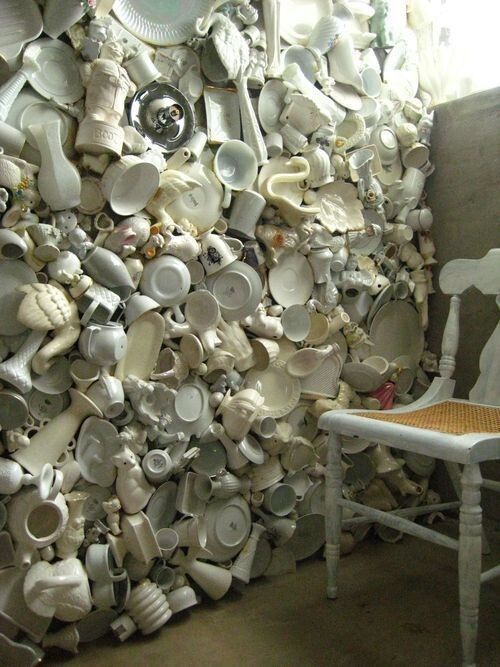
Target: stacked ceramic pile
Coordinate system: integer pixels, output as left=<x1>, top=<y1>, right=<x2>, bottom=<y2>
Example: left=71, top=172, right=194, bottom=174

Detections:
left=0, top=0, right=443, bottom=660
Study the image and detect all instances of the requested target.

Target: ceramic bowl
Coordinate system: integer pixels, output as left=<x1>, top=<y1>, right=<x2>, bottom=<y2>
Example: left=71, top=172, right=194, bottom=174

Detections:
left=101, top=156, right=160, bottom=216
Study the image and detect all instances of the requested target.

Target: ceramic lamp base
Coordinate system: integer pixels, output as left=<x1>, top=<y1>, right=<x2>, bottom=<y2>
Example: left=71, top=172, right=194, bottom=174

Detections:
left=76, top=119, right=124, bottom=156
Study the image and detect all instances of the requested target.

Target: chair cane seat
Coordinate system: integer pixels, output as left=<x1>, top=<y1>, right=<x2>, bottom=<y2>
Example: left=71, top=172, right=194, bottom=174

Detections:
left=354, top=400, right=500, bottom=436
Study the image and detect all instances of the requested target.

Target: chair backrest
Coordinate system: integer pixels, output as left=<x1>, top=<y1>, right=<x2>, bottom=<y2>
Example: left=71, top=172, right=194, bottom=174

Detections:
left=438, top=249, right=500, bottom=405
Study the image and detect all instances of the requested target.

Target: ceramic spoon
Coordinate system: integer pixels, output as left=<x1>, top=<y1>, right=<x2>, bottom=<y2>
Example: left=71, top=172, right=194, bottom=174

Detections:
left=285, top=345, right=336, bottom=378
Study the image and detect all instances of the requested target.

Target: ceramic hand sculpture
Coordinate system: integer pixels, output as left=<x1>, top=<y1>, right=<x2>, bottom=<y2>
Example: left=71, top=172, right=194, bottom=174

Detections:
left=76, top=40, right=136, bottom=156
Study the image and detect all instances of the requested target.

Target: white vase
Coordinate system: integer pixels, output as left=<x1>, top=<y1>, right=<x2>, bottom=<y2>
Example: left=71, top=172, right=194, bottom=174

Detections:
left=29, top=120, right=81, bottom=211
left=230, top=523, right=267, bottom=584
left=0, top=330, right=45, bottom=394
left=12, top=389, right=102, bottom=475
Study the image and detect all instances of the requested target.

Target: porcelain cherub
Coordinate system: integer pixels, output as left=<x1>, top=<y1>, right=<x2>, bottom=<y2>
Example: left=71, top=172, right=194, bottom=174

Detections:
left=76, top=40, right=136, bottom=156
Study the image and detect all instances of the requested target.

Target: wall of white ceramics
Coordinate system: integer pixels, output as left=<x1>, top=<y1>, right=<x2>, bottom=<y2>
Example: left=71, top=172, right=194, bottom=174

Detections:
left=0, top=0, right=443, bottom=659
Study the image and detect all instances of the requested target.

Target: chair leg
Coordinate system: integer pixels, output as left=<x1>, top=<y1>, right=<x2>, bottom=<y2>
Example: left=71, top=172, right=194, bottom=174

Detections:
left=445, top=461, right=491, bottom=555
left=325, top=432, right=343, bottom=599
left=459, top=463, right=483, bottom=667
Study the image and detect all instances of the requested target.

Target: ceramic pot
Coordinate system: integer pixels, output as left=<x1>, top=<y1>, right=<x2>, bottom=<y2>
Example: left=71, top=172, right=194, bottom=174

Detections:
left=79, top=322, right=128, bottom=367
left=7, top=482, right=69, bottom=569
left=29, top=120, right=81, bottom=211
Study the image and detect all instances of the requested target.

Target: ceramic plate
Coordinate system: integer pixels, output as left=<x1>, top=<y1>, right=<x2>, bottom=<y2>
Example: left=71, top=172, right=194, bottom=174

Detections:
left=268, top=253, right=314, bottom=308
left=24, top=38, right=84, bottom=103
left=0, top=0, right=42, bottom=63
left=0, top=260, right=37, bottom=335
left=190, top=440, right=227, bottom=476
left=286, top=513, right=325, bottom=561
left=203, top=494, right=252, bottom=562
left=258, top=79, right=289, bottom=133
left=113, top=0, right=213, bottom=46
left=369, top=300, right=424, bottom=365
left=206, top=260, right=262, bottom=321
left=146, top=481, right=178, bottom=531
left=366, top=284, right=393, bottom=328
left=245, top=360, right=301, bottom=419
left=140, top=255, right=191, bottom=307
left=31, top=357, right=72, bottom=394
left=167, top=377, right=214, bottom=438
left=280, top=0, right=332, bottom=45
left=175, top=383, right=206, bottom=422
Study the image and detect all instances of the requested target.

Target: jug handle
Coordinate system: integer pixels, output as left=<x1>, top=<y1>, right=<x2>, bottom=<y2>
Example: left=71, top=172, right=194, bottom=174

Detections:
left=28, top=575, right=82, bottom=599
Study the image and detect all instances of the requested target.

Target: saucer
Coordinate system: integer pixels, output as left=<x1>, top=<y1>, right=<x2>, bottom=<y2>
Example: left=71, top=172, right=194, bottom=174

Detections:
left=286, top=513, right=325, bottom=561
left=31, top=357, right=72, bottom=394
left=206, top=260, right=262, bottom=321
left=191, top=441, right=227, bottom=476
left=238, top=434, right=265, bottom=465
left=245, top=360, right=301, bottom=419
left=24, top=38, right=84, bottom=103
left=146, top=481, right=178, bottom=531
left=268, top=253, right=314, bottom=307
left=139, top=255, right=191, bottom=307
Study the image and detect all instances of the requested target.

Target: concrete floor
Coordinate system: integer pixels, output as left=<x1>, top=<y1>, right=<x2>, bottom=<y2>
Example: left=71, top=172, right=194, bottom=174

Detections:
left=44, top=519, right=500, bottom=667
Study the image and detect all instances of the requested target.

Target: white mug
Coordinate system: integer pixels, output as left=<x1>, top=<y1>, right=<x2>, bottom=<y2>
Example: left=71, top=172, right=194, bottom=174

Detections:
left=198, top=233, right=237, bottom=276
left=86, top=373, right=124, bottom=419
left=229, top=190, right=267, bottom=239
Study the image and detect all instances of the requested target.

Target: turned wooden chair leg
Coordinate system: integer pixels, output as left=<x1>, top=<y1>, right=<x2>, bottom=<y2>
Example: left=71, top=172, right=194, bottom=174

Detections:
left=445, top=461, right=491, bottom=555
left=325, top=432, right=343, bottom=599
left=459, top=463, right=483, bottom=667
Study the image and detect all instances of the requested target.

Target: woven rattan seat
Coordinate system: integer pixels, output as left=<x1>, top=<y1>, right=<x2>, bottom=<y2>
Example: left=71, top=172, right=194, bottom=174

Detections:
left=354, top=400, right=500, bottom=435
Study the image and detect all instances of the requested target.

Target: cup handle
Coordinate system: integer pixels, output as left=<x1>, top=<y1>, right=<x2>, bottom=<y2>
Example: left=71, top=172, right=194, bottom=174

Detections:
left=81, top=303, right=98, bottom=327
left=222, top=185, right=232, bottom=209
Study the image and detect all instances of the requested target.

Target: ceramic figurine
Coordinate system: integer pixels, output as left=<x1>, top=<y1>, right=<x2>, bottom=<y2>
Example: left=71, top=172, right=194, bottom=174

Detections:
left=55, top=491, right=89, bottom=559
left=76, top=41, right=136, bottom=156
left=104, top=216, right=151, bottom=258
left=241, top=304, right=283, bottom=339
left=111, top=443, right=155, bottom=515
left=255, top=222, right=310, bottom=267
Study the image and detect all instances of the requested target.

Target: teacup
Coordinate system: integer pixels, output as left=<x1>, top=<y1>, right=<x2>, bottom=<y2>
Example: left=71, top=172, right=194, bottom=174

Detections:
left=101, top=155, right=160, bottom=216
left=124, top=293, right=161, bottom=327
left=155, top=528, right=179, bottom=560
left=198, top=233, right=237, bottom=276
left=85, top=543, right=127, bottom=582
left=86, top=373, right=124, bottom=418
left=69, top=359, right=100, bottom=393
left=213, top=140, right=258, bottom=208
left=263, top=483, right=297, bottom=516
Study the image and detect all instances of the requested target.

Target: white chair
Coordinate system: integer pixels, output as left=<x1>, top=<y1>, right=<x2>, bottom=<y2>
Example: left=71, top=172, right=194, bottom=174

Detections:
left=319, top=249, right=500, bottom=667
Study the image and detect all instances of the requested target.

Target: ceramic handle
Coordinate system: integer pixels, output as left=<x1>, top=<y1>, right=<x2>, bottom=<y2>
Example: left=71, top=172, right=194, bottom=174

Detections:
left=29, top=575, right=82, bottom=599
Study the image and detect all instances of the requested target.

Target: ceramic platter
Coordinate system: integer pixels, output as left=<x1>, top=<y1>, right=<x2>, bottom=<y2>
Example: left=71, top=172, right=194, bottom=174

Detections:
left=0, top=260, right=37, bottom=335
left=286, top=513, right=325, bottom=561
left=279, top=0, right=332, bottom=45
left=203, top=494, right=252, bottom=562
left=24, top=38, right=84, bottom=103
left=206, top=260, right=262, bottom=321
left=369, top=300, right=424, bottom=365
left=245, top=360, right=301, bottom=419
left=146, top=481, right=178, bottom=531
left=268, top=253, right=314, bottom=308
left=113, top=0, right=214, bottom=46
